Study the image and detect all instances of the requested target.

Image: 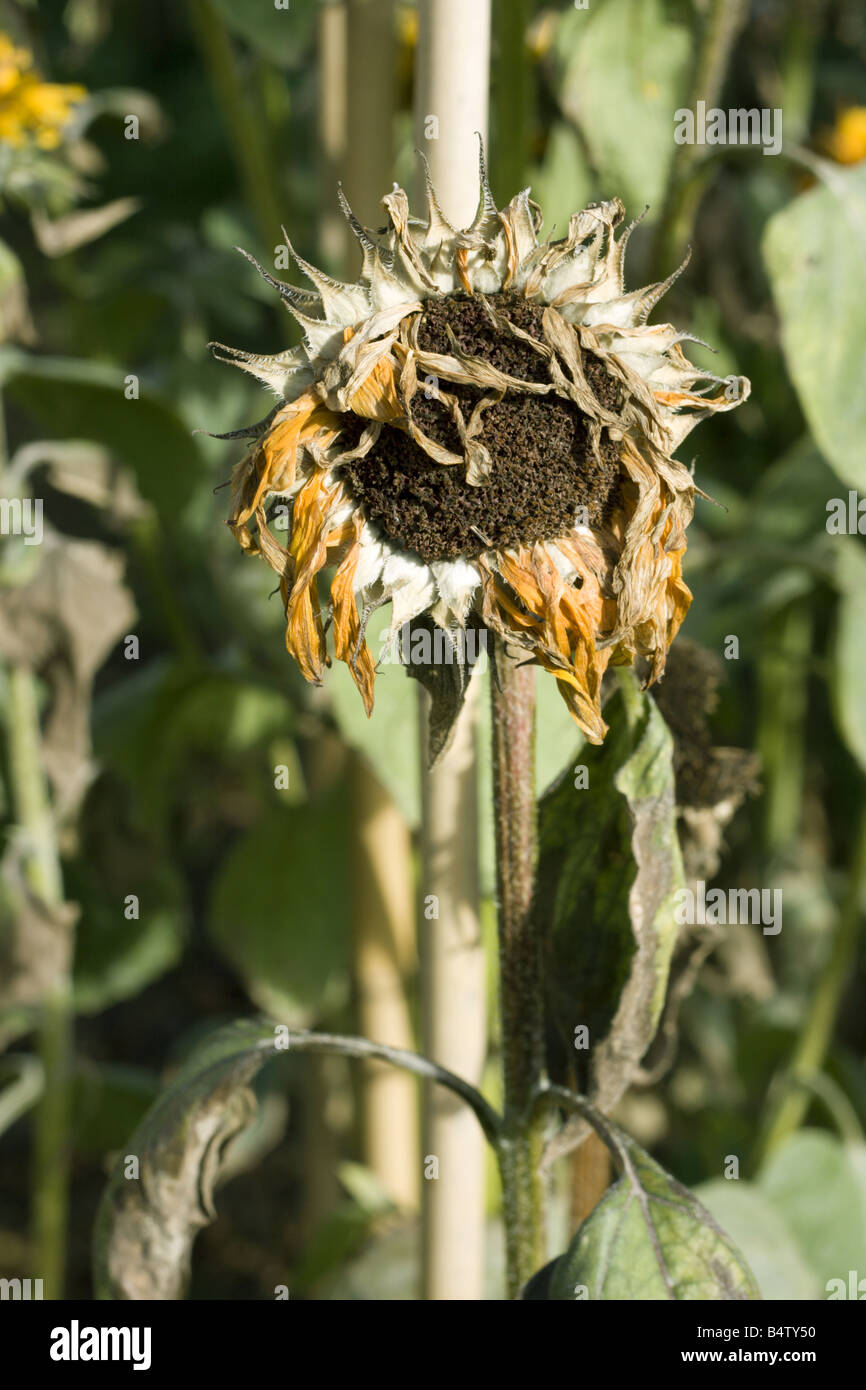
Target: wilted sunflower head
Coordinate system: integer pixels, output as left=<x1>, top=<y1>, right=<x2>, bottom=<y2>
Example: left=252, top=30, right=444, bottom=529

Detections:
left=216, top=148, right=749, bottom=757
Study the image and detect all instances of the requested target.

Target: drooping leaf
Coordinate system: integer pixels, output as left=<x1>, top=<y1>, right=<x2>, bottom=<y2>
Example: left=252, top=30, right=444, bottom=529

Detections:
left=535, top=677, right=683, bottom=1112
left=763, top=163, right=866, bottom=493
left=0, top=532, right=136, bottom=823
left=548, top=1134, right=760, bottom=1300
left=551, top=0, right=692, bottom=218
left=93, top=1019, right=283, bottom=1300
left=404, top=613, right=485, bottom=765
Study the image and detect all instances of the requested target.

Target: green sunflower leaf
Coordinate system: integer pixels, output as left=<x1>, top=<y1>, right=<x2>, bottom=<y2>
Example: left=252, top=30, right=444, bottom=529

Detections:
left=208, top=795, right=350, bottom=1025
left=551, top=0, right=692, bottom=217
left=832, top=539, right=866, bottom=773
left=696, top=1130, right=866, bottom=1299
left=0, top=349, right=205, bottom=513
left=758, top=1131, right=866, bottom=1295
left=763, top=162, right=866, bottom=494
left=207, top=0, right=315, bottom=66
left=548, top=1133, right=760, bottom=1301
left=535, top=674, right=683, bottom=1112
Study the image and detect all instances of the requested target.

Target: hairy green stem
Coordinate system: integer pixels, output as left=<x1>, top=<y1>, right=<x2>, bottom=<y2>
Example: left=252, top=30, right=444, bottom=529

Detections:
left=755, top=799, right=866, bottom=1165
left=287, top=1028, right=502, bottom=1146
left=490, top=638, right=545, bottom=1297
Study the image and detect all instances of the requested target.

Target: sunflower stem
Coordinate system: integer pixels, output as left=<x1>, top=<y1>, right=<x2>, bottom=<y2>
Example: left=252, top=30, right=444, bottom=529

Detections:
left=490, top=637, right=545, bottom=1297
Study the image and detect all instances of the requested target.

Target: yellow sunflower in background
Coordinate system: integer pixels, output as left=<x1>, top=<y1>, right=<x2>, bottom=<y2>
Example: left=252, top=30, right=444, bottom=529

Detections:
left=821, top=105, right=866, bottom=165
left=216, top=150, right=749, bottom=757
left=0, top=33, right=85, bottom=150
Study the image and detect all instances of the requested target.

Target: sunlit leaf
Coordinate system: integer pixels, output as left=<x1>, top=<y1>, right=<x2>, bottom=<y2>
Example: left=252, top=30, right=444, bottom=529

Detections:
left=759, top=1131, right=866, bottom=1294
left=763, top=163, right=866, bottom=492
left=695, top=1181, right=818, bottom=1300
left=551, top=0, right=691, bottom=217
left=697, top=1130, right=866, bottom=1300
left=832, top=540, right=866, bottom=773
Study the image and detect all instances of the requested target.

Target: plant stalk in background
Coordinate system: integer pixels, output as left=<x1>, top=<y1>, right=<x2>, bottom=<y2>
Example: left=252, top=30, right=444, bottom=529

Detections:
left=650, top=0, right=749, bottom=279
left=413, top=0, right=491, bottom=1301
left=187, top=0, right=284, bottom=253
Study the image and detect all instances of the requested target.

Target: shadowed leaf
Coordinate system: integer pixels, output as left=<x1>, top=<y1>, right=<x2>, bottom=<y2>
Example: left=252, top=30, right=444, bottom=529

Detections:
left=0, top=349, right=205, bottom=512
left=93, top=1019, right=283, bottom=1300
left=536, top=677, right=683, bottom=1112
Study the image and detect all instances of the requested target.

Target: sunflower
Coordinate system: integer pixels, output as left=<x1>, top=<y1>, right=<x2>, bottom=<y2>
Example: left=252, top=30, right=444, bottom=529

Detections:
left=0, top=33, right=85, bottom=150
left=216, top=150, right=749, bottom=757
